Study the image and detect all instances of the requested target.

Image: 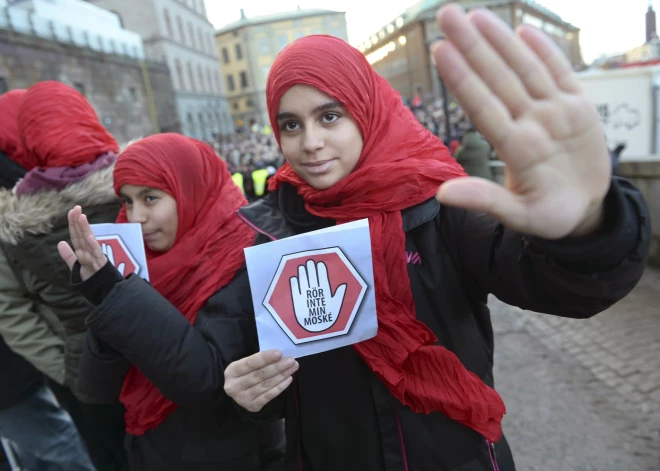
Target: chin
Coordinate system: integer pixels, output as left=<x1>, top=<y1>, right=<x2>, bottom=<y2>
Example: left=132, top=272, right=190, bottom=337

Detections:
left=304, top=172, right=344, bottom=190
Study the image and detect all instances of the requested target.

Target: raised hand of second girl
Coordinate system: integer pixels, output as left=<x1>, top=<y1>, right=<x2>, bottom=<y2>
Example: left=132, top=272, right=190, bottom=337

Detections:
left=432, top=5, right=610, bottom=240
left=224, top=350, right=299, bottom=413
left=58, top=205, right=108, bottom=282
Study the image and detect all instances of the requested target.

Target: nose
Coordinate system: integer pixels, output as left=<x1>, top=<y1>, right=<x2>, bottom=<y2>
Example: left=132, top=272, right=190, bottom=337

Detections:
left=301, top=125, right=324, bottom=154
left=127, top=204, right=148, bottom=224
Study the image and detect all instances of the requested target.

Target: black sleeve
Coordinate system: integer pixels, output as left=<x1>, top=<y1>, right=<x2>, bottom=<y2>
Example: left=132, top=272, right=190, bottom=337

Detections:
left=83, top=267, right=263, bottom=408
left=77, top=332, right=131, bottom=403
left=71, top=260, right=124, bottom=306
left=440, top=177, right=651, bottom=319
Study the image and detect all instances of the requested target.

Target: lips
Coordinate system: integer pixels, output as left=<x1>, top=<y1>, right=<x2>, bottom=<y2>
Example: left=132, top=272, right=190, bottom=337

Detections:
left=303, top=159, right=335, bottom=175
left=142, top=231, right=158, bottom=240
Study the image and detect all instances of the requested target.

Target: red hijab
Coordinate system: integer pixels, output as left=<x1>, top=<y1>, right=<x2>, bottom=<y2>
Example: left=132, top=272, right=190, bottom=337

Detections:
left=267, top=35, right=505, bottom=442
left=0, top=89, right=27, bottom=166
left=17, top=81, right=118, bottom=170
left=113, top=134, right=255, bottom=435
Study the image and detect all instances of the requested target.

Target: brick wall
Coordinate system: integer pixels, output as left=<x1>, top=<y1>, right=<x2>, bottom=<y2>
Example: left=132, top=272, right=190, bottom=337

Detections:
left=0, top=27, right=179, bottom=143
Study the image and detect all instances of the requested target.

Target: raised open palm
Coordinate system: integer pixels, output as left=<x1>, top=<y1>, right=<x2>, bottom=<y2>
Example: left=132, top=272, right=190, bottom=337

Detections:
left=58, top=205, right=107, bottom=282
left=433, top=5, right=610, bottom=239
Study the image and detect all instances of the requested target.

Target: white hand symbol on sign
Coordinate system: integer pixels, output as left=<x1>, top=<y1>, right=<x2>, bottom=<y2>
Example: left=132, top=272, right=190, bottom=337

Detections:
left=101, top=243, right=126, bottom=277
left=290, top=260, right=347, bottom=333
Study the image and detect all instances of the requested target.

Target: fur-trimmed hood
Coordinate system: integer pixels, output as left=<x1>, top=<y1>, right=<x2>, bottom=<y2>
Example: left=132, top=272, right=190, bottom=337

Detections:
left=0, top=163, right=118, bottom=245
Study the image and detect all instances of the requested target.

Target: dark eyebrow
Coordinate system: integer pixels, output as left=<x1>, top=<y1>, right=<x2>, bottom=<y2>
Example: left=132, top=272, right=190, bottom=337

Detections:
left=119, top=187, right=158, bottom=200
left=276, top=101, right=342, bottom=121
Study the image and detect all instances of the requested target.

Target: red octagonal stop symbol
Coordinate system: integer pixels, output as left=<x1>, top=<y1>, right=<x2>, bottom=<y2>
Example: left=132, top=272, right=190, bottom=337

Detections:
left=96, top=235, right=140, bottom=277
left=263, top=247, right=367, bottom=345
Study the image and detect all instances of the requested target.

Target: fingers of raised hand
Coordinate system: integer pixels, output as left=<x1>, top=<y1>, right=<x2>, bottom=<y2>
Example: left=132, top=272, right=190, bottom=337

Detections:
left=467, top=9, right=557, bottom=100
left=57, top=241, right=77, bottom=271
left=436, top=6, right=532, bottom=119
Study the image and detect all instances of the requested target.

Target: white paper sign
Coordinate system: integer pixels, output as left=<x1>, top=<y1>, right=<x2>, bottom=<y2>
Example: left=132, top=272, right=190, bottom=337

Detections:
left=90, top=223, right=150, bottom=281
left=244, top=219, right=377, bottom=359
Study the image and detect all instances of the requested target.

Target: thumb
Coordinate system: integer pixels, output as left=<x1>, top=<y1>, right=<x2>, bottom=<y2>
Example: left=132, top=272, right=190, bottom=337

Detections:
left=436, top=177, right=527, bottom=229
left=332, top=283, right=347, bottom=302
left=57, top=241, right=77, bottom=271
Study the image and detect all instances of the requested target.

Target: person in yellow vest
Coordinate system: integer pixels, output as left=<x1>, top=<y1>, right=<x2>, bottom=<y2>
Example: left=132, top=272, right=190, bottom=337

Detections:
left=251, top=168, right=269, bottom=198
left=231, top=172, right=245, bottom=195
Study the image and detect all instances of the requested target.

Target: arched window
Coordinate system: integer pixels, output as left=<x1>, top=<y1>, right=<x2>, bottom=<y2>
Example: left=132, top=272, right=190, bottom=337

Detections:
left=197, top=64, right=206, bottom=92
left=187, top=62, right=196, bottom=91
left=177, top=16, right=185, bottom=44
left=163, top=9, right=173, bottom=37
left=206, top=67, right=214, bottom=93
left=175, top=59, right=185, bottom=90
left=188, top=22, right=196, bottom=49
left=198, top=28, right=206, bottom=53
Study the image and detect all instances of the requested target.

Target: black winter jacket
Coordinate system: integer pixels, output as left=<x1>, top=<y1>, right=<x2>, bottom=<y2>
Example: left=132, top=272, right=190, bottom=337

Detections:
left=235, top=178, right=650, bottom=471
left=74, top=266, right=285, bottom=471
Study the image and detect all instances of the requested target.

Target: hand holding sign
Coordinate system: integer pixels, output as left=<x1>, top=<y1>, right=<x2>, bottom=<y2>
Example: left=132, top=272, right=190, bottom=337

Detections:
left=224, top=350, right=299, bottom=413
left=290, top=260, right=347, bottom=333
left=101, top=243, right=126, bottom=277
left=58, top=206, right=108, bottom=282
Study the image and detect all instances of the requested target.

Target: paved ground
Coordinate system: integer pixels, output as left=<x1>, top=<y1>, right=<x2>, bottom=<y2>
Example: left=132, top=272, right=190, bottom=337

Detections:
left=491, top=266, right=660, bottom=471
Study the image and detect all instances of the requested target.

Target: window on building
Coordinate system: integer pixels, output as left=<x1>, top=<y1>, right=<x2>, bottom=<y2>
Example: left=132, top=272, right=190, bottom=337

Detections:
left=278, top=34, right=288, bottom=51
left=240, top=71, right=248, bottom=89
left=227, top=74, right=235, bottom=91
left=175, top=59, right=185, bottom=90
left=198, top=28, right=206, bottom=53
left=222, top=47, right=230, bottom=64
left=207, top=35, right=215, bottom=55
left=235, top=43, right=243, bottom=60
left=188, top=23, right=196, bottom=49
left=246, top=98, right=254, bottom=108
left=129, top=86, right=138, bottom=101
left=188, top=62, right=196, bottom=91
left=164, top=9, right=173, bottom=37
left=214, top=71, right=222, bottom=93
left=199, top=0, right=206, bottom=16
left=73, top=82, right=86, bottom=96
left=0, top=77, right=8, bottom=94
left=259, top=38, right=269, bottom=55
left=177, top=16, right=185, bottom=44
left=233, top=102, right=239, bottom=111
left=198, top=65, right=206, bottom=91
left=206, top=68, right=214, bottom=93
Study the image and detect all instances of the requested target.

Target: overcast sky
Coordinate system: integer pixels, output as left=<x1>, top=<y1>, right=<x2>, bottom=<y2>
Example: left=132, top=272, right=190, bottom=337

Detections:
left=205, top=0, right=651, bottom=64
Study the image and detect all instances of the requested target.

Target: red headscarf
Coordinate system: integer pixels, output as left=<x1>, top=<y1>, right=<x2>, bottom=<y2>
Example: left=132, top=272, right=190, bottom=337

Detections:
left=17, top=81, right=118, bottom=170
left=113, top=134, right=255, bottom=435
left=0, top=89, right=27, bottom=166
left=267, top=36, right=506, bottom=442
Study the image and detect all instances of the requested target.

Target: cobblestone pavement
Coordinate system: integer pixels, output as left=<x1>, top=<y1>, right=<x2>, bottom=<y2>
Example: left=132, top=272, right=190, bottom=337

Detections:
left=491, top=266, right=660, bottom=471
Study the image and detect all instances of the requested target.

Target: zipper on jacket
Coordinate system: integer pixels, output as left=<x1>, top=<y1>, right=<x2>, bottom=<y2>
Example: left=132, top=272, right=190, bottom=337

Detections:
left=395, top=411, right=410, bottom=471
left=487, top=440, right=500, bottom=471
left=235, top=210, right=278, bottom=241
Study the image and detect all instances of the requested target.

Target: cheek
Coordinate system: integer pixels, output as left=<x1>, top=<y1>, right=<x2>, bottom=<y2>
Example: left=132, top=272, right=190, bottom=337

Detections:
left=279, top=138, right=299, bottom=163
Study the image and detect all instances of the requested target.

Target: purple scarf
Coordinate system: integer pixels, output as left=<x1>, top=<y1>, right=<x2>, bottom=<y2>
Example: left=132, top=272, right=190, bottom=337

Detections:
left=16, top=152, right=117, bottom=197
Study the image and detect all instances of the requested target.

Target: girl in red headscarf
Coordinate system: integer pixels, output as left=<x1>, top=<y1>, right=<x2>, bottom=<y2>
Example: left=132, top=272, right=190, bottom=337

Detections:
left=0, top=80, right=129, bottom=471
left=222, top=5, right=650, bottom=471
left=58, top=133, right=285, bottom=471
left=0, top=89, right=28, bottom=187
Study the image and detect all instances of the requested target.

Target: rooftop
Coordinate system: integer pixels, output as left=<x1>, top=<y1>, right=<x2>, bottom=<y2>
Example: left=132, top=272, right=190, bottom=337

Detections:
left=215, top=7, right=344, bottom=36
left=358, top=0, right=577, bottom=51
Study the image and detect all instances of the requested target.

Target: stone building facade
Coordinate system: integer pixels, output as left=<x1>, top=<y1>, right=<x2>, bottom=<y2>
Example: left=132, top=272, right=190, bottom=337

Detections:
left=0, top=1, right=178, bottom=144
left=88, top=0, right=233, bottom=138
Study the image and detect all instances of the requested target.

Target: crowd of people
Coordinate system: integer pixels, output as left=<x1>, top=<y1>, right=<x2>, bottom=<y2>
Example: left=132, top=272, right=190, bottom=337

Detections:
left=0, top=5, right=651, bottom=471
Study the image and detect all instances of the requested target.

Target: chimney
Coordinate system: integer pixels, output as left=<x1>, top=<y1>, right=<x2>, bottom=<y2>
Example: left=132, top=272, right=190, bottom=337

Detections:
left=240, top=8, right=246, bottom=20
left=647, top=1, right=657, bottom=43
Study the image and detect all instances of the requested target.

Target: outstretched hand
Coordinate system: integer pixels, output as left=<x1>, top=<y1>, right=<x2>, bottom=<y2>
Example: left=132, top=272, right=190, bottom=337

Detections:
left=58, top=206, right=107, bottom=282
left=432, top=5, right=610, bottom=239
